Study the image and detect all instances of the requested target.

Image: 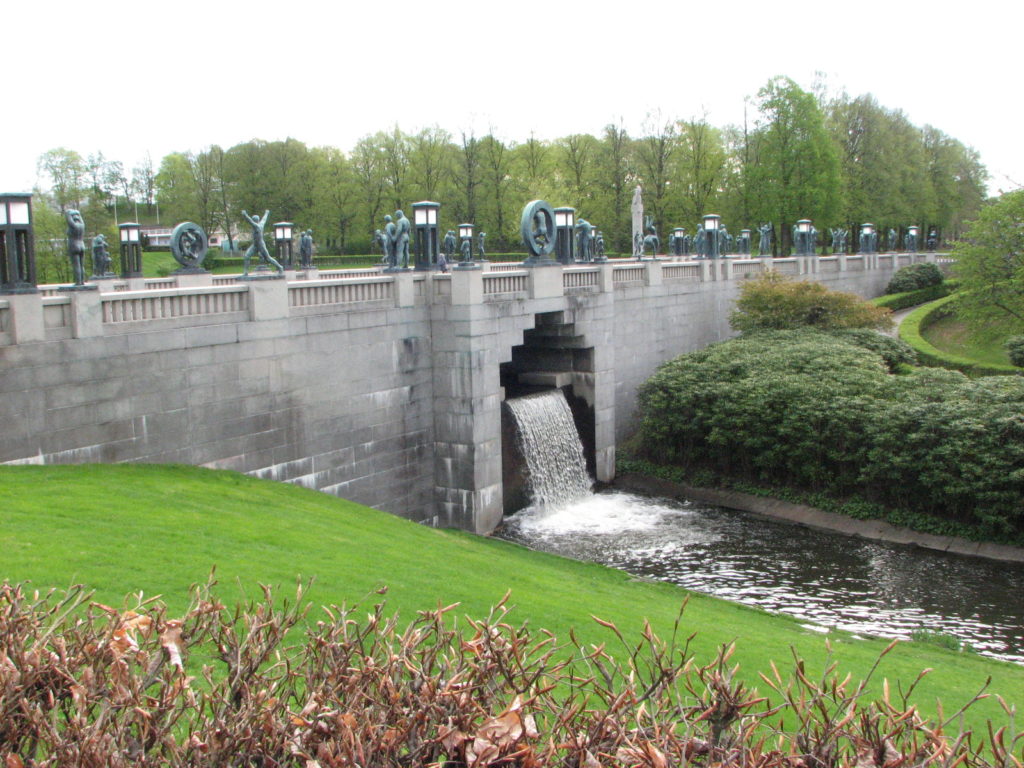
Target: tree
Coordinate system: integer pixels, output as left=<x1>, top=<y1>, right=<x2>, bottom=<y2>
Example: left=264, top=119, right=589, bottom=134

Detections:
left=591, top=121, right=632, bottom=253
left=37, top=148, right=86, bottom=211
left=131, top=153, right=157, bottom=215
left=408, top=126, right=454, bottom=202
left=634, top=113, right=678, bottom=239
left=952, top=190, right=1024, bottom=333
left=730, top=271, right=892, bottom=332
left=752, top=77, right=842, bottom=254
left=677, top=116, right=726, bottom=225
left=480, top=133, right=514, bottom=250
left=311, top=146, right=358, bottom=253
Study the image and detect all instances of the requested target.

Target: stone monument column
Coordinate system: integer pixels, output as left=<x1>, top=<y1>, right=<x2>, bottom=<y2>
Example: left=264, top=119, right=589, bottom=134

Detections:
left=631, top=185, right=643, bottom=258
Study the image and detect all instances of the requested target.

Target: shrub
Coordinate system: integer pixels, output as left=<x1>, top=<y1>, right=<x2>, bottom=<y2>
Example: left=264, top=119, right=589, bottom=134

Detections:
left=885, top=263, right=944, bottom=294
left=730, top=271, right=892, bottom=332
left=638, top=329, right=1024, bottom=540
left=872, top=279, right=959, bottom=311
left=6, top=581, right=1007, bottom=767
left=1005, top=335, right=1024, bottom=366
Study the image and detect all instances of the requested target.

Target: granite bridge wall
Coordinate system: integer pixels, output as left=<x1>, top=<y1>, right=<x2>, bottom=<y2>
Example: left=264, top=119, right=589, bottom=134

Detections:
left=0, top=253, right=922, bottom=533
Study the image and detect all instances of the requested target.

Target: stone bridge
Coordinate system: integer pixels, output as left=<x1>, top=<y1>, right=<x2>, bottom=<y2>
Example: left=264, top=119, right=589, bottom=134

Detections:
left=0, top=253, right=929, bottom=533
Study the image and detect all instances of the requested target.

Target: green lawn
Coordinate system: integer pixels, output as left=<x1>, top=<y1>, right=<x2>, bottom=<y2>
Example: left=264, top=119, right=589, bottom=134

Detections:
left=1, top=464, right=1020, bottom=731
left=921, top=314, right=1015, bottom=366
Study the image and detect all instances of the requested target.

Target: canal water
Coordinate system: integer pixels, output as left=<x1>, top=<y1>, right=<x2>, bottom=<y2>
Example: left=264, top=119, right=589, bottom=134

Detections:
left=496, top=490, right=1024, bottom=664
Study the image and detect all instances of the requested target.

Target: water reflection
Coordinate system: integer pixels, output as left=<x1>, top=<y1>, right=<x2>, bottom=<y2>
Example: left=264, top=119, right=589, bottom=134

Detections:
left=497, top=491, right=1024, bottom=663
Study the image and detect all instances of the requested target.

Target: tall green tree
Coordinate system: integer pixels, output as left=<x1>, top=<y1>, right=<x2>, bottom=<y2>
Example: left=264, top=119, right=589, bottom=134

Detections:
left=753, top=77, right=841, bottom=254
left=952, top=190, right=1024, bottom=333
left=634, top=114, right=679, bottom=240
left=37, top=148, right=87, bottom=212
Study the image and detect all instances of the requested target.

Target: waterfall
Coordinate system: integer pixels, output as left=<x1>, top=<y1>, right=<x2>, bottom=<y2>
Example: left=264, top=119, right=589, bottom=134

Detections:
left=505, top=390, right=592, bottom=509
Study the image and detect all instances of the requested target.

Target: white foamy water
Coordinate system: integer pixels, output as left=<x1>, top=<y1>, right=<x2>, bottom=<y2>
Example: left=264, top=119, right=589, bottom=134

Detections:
left=505, top=391, right=592, bottom=507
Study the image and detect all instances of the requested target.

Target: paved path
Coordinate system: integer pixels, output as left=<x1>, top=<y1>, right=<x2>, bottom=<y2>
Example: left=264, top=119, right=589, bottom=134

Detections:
left=882, top=306, right=917, bottom=337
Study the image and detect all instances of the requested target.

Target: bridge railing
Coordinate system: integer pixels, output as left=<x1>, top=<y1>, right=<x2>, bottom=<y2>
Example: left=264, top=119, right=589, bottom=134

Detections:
left=2, top=253, right=942, bottom=345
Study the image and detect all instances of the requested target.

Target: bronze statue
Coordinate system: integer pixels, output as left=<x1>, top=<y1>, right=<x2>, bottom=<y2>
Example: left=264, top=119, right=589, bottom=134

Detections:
left=241, top=210, right=283, bottom=274
left=91, top=233, right=112, bottom=276
left=65, top=209, right=86, bottom=285
left=299, top=229, right=314, bottom=268
left=393, top=210, right=411, bottom=268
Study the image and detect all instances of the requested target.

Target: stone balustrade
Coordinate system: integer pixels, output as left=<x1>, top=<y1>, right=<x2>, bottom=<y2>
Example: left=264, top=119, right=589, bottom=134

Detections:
left=1, top=253, right=940, bottom=348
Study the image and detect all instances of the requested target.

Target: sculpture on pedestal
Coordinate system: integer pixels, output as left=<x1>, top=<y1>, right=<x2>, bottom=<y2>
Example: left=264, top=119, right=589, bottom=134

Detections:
left=91, top=233, right=112, bottom=277
left=241, top=210, right=283, bottom=274
left=65, top=209, right=86, bottom=285
left=170, top=222, right=209, bottom=271
left=758, top=224, right=772, bottom=257
left=520, top=200, right=557, bottom=264
left=299, top=229, right=314, bottom=268
left=393, top=210, right=411, bottom=268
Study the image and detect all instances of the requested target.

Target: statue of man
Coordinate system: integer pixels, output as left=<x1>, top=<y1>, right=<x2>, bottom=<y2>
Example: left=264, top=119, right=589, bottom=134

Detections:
left=91, top=233, right=111, bottom=276
left=443, top=230, right=456, bottom=259
left=478, top=231, right=486, bottom=260
left=595, top=230, right=605, bottom=259
left=382, top=215, right=396, bottom=267
left=241, top=209, right=283, bottom=274
left=65, top=209, right=86, bottom=285
left=460, top=235, right=472, bottom=263
left=393, top=210, right=411, bottom=268
left=758, top=224, right=772, bottom=257
left=299, top=229, right=314, bottom=268
left=575, top=218, right=592, bottom=262
left=887, top=228, right=897, bottom=252
left=694, top=226, right=707, bottom=258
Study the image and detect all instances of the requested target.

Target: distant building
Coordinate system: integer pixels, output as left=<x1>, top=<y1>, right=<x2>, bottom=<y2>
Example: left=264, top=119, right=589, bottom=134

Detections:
left=141, top=226, right=234, bottom=249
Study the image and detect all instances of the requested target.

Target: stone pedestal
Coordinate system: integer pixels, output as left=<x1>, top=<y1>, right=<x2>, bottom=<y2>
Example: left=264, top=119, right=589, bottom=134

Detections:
left=245, top=275, right=288, bottom=321
left=7, top=292, right=45, bottom=343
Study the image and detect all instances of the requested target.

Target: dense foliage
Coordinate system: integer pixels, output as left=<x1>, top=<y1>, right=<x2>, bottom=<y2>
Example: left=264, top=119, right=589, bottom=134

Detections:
left=729, top=272, right=893, bottom=332
left=637, top=330, right=1024, bottom=540
left=885, top=263, right=944, bottom=294
left=871, top=279, right=959, bottom=311
left=2, top=581, right=1019, bottom=767
left=1006, top=335, right=1024, bottom=367
left=953, top=189, right=1024, bottom=334
left=32, top=77, right=986, bottom=263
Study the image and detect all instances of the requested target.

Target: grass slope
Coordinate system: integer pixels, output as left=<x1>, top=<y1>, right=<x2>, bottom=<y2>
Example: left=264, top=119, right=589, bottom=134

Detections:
left=1, top=464, right=1020, bottom=730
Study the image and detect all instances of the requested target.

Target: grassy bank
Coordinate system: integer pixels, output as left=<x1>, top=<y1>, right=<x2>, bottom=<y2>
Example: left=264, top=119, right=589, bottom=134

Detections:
left=1, top=463, right=1020, bottom=733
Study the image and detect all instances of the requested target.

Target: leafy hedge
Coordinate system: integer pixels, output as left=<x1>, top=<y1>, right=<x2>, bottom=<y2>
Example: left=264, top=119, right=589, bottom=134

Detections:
left=899, top=295, right=1022, bottom=377
left=8, top=581, right=1011, bottom=767
left=871, top=279, right=960, bottom=311
left=637, top=329, right=1024, bottom=541
left=885, top=262, right=944, bottom=294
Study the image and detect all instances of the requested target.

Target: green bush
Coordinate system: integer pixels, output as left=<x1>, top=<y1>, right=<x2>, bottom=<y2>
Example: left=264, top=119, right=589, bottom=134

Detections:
left=637, top=328, right=1024, bottom=541
left=1005, top=335, right=1024, bottom=367
left=871, top=279, right=959, bottom=311
left=885, top=263, right=944, bottom=294
left=730, top=272, right=892, bottom=332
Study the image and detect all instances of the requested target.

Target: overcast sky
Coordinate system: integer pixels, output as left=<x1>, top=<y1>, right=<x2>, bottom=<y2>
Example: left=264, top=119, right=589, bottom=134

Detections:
left=5, top=0, right=1021, bottom=197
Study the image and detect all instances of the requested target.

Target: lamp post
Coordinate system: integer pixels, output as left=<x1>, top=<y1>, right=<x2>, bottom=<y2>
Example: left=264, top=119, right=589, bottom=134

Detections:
left=119, top=222, right=143, bottom=278
left=703, top=214, right=721, bottom=259
left=906, top=225, right=920, bottom=253
left=554, top=207, right=575, bottom=265
left=740, top=228, right=751, bottom=256
left=273, top=222, right=294, bottom=268
left=672, top=227, right=685, bottom=257
left=412, top=201, right=440, bottom=270
left=456, top=222, right=477, bottom=268
left=794, top=219, right=813, bottom=257
left=859, top=223, right=876, bottom=255
left=0, top=194, right=37, bottom=293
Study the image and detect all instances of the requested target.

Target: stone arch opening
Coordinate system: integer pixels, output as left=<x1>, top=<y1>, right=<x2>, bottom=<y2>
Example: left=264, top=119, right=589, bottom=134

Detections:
left=500, top=310, right=596, bottom=515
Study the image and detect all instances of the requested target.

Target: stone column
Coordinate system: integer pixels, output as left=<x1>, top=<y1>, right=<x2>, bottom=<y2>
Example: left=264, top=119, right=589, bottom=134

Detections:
left=7, top=293, right=45, bottom=343
left=71, top=289, right=104, bottom=338
left=431, top=302, right=505, bottom=534
left=644, top=260, right=663, bottom=287
left=247, top=277, right=289, bottom=321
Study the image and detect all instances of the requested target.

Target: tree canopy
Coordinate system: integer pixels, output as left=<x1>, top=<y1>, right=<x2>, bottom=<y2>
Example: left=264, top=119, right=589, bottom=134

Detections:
left=29, top=76, right=990, bottom=257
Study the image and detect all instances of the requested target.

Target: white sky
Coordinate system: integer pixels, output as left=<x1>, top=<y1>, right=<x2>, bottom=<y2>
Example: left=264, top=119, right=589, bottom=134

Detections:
left=5, top=0, right=1022, bottom=197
